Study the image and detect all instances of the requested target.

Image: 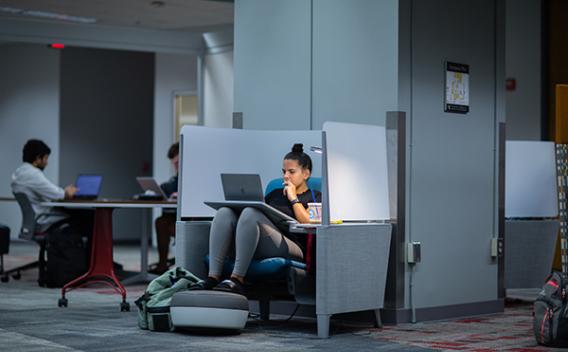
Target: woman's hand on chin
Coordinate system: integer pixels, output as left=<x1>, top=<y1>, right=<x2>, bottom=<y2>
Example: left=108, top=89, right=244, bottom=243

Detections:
left=283, top=181, right=297, bottom=201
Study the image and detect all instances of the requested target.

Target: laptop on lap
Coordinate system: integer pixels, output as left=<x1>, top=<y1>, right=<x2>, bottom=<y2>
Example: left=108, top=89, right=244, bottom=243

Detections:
left=205, top=173, right=296, bottom=226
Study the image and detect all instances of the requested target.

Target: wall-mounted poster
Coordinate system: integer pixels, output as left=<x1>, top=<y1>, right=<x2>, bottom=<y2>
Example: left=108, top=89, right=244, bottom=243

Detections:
left=444, top=62, right=469, bottom=114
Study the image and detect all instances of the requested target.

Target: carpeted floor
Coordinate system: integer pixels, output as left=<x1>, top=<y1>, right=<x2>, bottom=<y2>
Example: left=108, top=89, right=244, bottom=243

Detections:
left=375, top=303, right=565, bottom=351
left=0, top=242, right=560, bottom=351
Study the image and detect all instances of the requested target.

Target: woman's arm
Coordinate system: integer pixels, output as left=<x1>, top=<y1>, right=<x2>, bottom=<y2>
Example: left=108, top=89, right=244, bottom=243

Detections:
left=291, top=202, right=311, bottom=224
left=284, top=182, right=311, bottom=224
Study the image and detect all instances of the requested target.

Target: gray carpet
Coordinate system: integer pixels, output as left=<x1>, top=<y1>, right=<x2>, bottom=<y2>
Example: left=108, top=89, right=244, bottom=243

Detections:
left=0, top=243, right=430, bottom=352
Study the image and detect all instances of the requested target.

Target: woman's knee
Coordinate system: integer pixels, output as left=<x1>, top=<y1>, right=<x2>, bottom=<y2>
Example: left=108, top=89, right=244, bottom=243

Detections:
left=210, top=207, right=238, bottom=241
left=217, top=207, right=236, bottom=218
left=239, top=207, right=262, bottom=224
left=213, top=207, right=237, bottom=225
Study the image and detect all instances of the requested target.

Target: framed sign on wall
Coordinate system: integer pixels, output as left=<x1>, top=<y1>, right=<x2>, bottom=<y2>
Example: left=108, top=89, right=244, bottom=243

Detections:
left=444, top=62, right=469, bottom=114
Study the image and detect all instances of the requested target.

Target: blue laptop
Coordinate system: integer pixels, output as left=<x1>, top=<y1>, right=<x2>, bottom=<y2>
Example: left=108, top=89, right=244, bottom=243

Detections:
left=74, top=174, right=103, bottom=200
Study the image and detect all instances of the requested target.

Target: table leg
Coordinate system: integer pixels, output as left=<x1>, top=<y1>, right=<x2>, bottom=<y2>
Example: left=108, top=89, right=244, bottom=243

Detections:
left=60, top=207, right=127, bottom=307
left=141, top=208, right=149, bottom=277
left=317, top=314, right=331, bottom=338
left=122, top=208, right=157, bottom=285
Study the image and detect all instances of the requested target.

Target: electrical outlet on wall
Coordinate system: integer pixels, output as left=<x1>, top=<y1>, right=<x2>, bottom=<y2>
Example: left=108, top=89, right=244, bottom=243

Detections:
left=407, top=242, right=421, bottom=264
left=491, top=238, right=504, bottom=258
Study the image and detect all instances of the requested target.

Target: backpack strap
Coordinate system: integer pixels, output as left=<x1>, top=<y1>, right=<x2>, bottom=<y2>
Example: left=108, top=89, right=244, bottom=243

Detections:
left=134, top=292, right=151, bottom=310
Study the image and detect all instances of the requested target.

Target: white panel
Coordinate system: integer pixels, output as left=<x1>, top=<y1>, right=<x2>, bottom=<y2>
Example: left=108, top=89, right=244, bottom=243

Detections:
left=180, top=126, right=322, bottom=218
left=505, top=141, right=558, bottom=218
left=324, top=122, right=390, bottom=221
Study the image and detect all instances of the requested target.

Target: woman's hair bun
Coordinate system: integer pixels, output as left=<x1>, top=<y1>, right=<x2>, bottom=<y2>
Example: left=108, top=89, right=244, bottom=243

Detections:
left=285, top=143, right=312, bottom=173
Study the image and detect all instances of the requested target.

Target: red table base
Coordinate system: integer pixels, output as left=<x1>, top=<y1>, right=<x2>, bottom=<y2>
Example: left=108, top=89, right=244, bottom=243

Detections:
left=60, top=208, right=128, bottom=310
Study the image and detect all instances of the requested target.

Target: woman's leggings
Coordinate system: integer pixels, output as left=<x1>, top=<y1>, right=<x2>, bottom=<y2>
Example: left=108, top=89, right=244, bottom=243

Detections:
left=209, top=207, right=304, bottom=278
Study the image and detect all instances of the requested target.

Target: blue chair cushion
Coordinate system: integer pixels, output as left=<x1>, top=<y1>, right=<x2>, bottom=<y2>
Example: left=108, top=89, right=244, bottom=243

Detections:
left=264, top=177, right=321, bottom=195
left=205, top=255, right=306, bottom=281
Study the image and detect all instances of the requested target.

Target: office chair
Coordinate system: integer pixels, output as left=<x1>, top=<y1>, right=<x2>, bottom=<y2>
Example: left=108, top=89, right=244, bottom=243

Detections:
left=205, top=177, right=322, bottom=318
left=1, top=193, right=48, bottom=285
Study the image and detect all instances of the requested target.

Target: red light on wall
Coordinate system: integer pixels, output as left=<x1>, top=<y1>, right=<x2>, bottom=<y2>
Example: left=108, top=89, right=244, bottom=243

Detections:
left=50, top=43, right=65, bottom=49
left=506, top=78, right=516, bottom=92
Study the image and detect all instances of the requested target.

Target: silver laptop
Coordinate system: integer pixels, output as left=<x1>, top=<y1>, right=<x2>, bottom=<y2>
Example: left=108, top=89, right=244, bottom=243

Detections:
left=136, top=177, right=168, bottom=199
left=220, top=173, right=264, bottom=201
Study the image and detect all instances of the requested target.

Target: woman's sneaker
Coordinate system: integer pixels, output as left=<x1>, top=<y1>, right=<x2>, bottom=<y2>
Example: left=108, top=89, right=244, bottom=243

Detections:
left=188, top=277, right=219, bottom=290
left=213, top=278, right=245, bottom=295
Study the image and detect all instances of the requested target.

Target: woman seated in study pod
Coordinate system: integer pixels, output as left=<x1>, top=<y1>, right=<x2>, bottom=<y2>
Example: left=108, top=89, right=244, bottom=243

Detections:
left=190, top=143, right=321, bottom=295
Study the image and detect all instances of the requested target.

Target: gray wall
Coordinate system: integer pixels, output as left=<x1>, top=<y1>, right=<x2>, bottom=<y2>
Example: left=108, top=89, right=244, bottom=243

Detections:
left=234, top=0, right=312, bottom=130
left=234, top=0, right=398, bottom=130
left=203, top=28, right=234, bottom=129
left=407, top=0, right=500, bottom=308
left=312, top=0, right=398, bottom=128
left=0, top=43, right=60, bottom=239
left=203, top=49, right=234, bottom=129
left=59, top=47, right=154, bottom=240
left=234, top=0, right=504, bottom=314
left=153, top=53, right=198, bottom=184
left=505, top=0, right=542, bottom=140
left=153, top=53, right=197, bottom=244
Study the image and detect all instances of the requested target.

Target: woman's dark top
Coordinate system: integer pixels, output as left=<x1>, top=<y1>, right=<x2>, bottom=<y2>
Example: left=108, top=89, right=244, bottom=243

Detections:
left=264, top=187, right=322, bottom=253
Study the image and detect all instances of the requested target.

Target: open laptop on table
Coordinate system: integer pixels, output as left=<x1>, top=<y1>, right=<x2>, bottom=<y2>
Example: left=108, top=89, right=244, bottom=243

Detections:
left=74, top=174, right=103, bottom=200
left=204, top=173, right=296, bottom=227
left=136, top=177, right=168, bottom=200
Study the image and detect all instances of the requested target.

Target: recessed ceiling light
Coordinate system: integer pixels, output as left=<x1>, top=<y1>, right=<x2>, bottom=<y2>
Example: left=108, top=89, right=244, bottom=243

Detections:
left=0, top=7, right=21, bottom=14
left=0, top=6, right=97, bottom=24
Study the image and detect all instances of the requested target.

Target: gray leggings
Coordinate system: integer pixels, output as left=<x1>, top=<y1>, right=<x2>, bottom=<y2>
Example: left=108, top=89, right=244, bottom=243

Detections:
left=209, top=207, right=304, bottom=278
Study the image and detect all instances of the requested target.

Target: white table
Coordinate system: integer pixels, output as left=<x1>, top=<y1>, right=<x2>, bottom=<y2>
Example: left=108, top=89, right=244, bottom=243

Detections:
left=43, top=200, right=176, bottom=309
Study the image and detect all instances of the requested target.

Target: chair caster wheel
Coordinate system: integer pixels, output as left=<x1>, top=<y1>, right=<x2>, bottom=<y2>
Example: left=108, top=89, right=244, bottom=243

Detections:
left=58, top=298, right=68, bottom=307
left=12, top=272, right=21, bottom=280
left=120, top=302, right=130, bottom=312
left=1, top=276, right=8, bottom=283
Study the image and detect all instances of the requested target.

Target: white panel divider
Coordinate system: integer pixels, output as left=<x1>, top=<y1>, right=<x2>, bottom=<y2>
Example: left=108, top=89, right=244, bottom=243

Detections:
left=179, top=126, right=322, bottom=217
left=324, top=122, right=390, bottom=221
left=505, top=141, right=558, bottom=218
left=179, top=124, right=391, bottom=221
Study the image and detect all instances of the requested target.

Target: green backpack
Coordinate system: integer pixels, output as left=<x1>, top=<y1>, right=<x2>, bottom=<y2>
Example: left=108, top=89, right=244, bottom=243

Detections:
left=135, top=267, right=201, bottom=332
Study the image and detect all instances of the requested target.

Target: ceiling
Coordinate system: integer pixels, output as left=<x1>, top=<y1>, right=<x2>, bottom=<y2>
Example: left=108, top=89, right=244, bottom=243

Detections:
left=0, top=0, right=234, bottom=32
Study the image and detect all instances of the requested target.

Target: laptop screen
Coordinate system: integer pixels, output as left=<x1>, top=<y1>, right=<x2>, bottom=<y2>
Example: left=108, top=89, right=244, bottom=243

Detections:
left=221, top=174, right=264, bottom=201
left=75, top=175, right=103, bottom=198
left=136, top=177, right=167, bottom=199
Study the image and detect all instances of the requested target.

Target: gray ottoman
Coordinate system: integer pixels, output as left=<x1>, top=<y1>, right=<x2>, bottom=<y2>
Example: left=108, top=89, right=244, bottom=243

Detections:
left=171, top=290, right=249, bottom=330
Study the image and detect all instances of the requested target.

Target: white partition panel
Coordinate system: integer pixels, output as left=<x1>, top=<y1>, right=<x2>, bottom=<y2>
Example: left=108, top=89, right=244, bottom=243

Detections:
left=180, top=126, right=322, bottom=218
left=505, top=141, right=558, bottom=218
left=324, top=122, right=390, bottom=221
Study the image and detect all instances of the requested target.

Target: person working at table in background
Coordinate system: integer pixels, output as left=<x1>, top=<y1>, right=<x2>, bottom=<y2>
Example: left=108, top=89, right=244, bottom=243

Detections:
left=152, top=142, right=179, bottom=274
left=11, top=139, right=92, bottom=236
left=190, top=143, right=321, bottom=294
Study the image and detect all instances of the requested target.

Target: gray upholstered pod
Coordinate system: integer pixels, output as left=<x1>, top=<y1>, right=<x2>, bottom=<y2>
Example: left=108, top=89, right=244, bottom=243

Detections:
left=171, top=290, right=249, bottom=330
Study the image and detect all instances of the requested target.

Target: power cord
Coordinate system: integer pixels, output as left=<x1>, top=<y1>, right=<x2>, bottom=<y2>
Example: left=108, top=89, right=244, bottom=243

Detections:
left=248, top=304, right=300, bottom=324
